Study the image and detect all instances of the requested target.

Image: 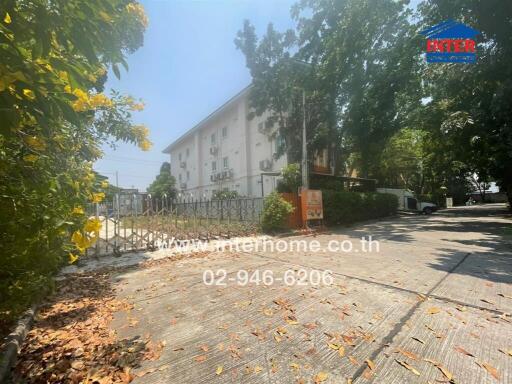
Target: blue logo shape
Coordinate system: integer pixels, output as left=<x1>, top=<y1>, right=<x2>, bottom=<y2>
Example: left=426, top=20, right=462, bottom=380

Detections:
left=420, top=20, right=480, bottom=63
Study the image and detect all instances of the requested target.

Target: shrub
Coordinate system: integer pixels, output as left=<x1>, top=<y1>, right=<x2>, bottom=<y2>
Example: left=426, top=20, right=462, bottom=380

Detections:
left=322, top=190, right=398, bottom=225
left=276, top=163, right=301, bottom=193
left=212, top=190, right=239, bottom=200
left=261, top=192, right=295, bottom=232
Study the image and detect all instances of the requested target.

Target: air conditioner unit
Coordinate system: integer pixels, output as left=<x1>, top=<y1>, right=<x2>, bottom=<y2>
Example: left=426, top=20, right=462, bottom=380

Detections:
left=209, top=146, right=218, bottom=155
left=259, top=159, right=272, bottom=171
left=180, top=161, right=186, bottom=168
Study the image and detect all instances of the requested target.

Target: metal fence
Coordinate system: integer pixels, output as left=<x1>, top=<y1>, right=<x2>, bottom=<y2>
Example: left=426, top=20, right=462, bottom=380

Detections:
left=86, top=195, right=263, bottom=256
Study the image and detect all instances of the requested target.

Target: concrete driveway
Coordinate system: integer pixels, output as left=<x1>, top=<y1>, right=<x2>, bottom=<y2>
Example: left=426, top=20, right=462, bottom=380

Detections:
left=108, top=204, right=512, bottom=383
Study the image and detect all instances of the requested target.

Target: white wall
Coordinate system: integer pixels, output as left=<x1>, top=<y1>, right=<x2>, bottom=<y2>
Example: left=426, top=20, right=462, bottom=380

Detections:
left=168, top=92, right=288, bottom=198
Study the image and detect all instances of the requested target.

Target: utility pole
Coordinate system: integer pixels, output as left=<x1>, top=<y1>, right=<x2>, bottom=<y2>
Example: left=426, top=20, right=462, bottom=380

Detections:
left=301, top=88, right=308, bottom=190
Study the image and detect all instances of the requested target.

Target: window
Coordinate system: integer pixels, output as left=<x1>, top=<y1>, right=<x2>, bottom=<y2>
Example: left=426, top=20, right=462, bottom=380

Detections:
left=186, top=171, right=190, bottom=180
left=211, top=161, right=216, bottom=171
left=211, top=133, right=216, bottom=144
left=178, top=174, right=182, bottom=181
left=186, top=148, right=190, bottom=157
left=223, top=156, right=228, bottom=169
left=222, top=126, right=228, bottom=138
left=178, top=153, right=182, bottom=161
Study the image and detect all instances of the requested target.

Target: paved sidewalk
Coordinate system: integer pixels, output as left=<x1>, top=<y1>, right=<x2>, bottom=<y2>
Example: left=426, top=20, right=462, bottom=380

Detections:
left=102, top=204, right=512, bottom=383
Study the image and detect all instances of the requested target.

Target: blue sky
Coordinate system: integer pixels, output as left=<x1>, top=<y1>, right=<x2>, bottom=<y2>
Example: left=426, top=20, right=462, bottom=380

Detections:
left=94, top=0, right=297, bottom=190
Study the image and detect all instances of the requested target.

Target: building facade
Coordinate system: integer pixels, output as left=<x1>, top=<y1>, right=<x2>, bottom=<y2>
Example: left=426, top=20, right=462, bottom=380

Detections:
left=163, top=86, right=289, bottom=198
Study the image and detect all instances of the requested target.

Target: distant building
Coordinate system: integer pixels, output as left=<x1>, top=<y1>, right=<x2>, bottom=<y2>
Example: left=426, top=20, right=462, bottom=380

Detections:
left=163, top=86, right=336, bottom=198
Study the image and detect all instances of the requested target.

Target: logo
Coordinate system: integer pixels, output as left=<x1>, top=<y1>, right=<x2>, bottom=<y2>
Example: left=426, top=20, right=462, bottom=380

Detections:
left=420, top=20, right=479, bottom=63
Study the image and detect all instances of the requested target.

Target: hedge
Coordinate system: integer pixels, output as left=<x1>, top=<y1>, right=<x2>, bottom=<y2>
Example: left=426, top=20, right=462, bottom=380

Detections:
left=322, top=190, right=398, bottom=226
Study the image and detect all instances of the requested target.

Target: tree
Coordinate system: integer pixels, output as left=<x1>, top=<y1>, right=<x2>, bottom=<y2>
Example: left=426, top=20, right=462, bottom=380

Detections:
left=236, top=0, right=421, bottom=178
left=417, top=0, right=512, bottom=207
left=0, top=0, right=150, bottom=329
left=277, top=163, right=301, bottom=193
left=148, top=162, right=177, bottom=199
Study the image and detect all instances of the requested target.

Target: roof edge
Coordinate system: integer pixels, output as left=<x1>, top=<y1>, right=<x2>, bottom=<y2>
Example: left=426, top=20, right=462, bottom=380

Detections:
left=162, top=84, right=253, bottom=154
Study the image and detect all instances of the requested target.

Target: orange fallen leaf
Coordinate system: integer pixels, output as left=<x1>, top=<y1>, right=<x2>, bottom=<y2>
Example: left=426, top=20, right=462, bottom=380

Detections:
left=477, top=362, right=500, bottom=380
left=395, top=359, right=420, bottom=376
left=366, top=359, right=375, bottom=370
left=348, top=355, right=359, bottom=365
left=314, top=372, right=328, bottom=383
left=200, top=345, right=209, bottom=352
left=396, top=348, right=419, bottom=360
left=338, top=346, right=346, bottom=357
left=362, top=368, right=373, bottom=379
left=454, top=346, right=474, bottom=357
left=427, top=307, right=441, bottom=315
left=195, top=355, right=207, bottom=362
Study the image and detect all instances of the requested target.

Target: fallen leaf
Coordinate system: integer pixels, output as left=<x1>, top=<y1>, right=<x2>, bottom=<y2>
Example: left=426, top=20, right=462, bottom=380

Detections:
left=437, top=365, right=453, bottom=380
left=216, top=365, right=223, bottom=375
left=454, top=346, right=474, bottom=357
left=498, top=293, right=512, bottom=299
left=338, top=346, right=346, bottom=357
left=498, top=348, right=512, bottom=357
left=254, top=365, right=263, bottom=373
left=314, top=372, right=328, bottom=383
left=362, top=368, right=373, bottom=379
left=195, top=355, right=207, bottom=363
left=395, top=359, right=420, bottom=376
left=411, top=337, right=425, bottom=344
left=396, top=348, right=419, bottom=360
left=427, top=307, right=441, bottom=315
left=366, top=359, right=375, bottom=370
left=328, top=343, right=342, bottom=351
left=348, top=355, right=359, bottom=366
left=481, top=299, right=495, bottom=305
left=200, top=345, right=209, bottom=352
left=477, top=362, right=500, bottom=380
left=290, top=362, right=300, bottom=370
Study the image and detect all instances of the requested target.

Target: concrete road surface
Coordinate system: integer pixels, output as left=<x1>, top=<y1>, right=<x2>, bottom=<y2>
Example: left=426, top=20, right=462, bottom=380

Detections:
left=109, top=204, right=512, bottom=383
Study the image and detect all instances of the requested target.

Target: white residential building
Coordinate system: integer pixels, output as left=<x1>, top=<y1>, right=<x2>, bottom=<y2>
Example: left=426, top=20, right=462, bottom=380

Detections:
left=163, top=86, right=288, bottom=198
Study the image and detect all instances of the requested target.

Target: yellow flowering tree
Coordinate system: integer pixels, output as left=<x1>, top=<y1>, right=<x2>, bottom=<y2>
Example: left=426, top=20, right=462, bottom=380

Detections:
left=0, top=0, right=151, bottom=330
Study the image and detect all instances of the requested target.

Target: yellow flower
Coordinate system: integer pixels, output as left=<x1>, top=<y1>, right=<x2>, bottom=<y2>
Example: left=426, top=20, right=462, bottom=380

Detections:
left=4, top=12, right=11, bottom=24
left=90, top=93, right=112, bottom=108
left=72, top=206, right=84, bottom=215
left=25, top=136, right=46, bottom=151
left=71, top=230, right=90, bottom=252
left=71, top=88, right=90, bottom=111
left=84, top=218, right=102, bottom=233
left=126, top=3, right=148, bottom=28
left=68, top=253, right=79, bottom=264
left=101, top=180, right=109, bottom=188
left=130, top=102, right=145, bottom=112
left=23, top=89, right=35, bottom=100
left=84, top=172, right=95, bottom=182
left=91, top=192, right=105, bottom=203
left=23, top=154, right=39, bottom=163
left=139, top=139, right=152, bottom=151
left=131, top=124, right=150, bottom=140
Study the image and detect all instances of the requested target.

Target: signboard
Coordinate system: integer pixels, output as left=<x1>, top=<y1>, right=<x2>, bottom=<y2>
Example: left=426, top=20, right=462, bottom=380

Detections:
left=301, top=189, right=323, bottom=222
